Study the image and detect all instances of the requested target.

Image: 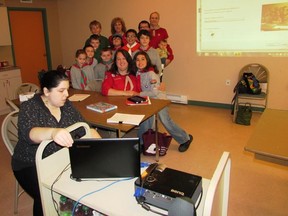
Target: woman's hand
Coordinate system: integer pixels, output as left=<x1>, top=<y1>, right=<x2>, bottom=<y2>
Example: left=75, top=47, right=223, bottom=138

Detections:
left=51, top=128, right=74, bottom=147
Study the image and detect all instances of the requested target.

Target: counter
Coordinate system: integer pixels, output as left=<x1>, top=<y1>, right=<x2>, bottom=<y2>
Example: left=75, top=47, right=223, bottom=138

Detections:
left=0, top=66, right=20, bottom=72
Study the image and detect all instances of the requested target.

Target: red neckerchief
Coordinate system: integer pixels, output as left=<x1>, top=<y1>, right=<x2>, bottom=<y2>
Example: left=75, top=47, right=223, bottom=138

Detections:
left=87, top=58, right=95, bottom=66
left=73, top=63, right=88, bottom=69
left=112, top=47, right=121, bottom=51
left=139, top=46, right=152, bottom=52
left=139, top=66, right=154, bottom=73
left=72, top=63, right=89, bottom=90
left=100, top=61, right=112, bottom=72
left=80, top=70, right=87, bottom=90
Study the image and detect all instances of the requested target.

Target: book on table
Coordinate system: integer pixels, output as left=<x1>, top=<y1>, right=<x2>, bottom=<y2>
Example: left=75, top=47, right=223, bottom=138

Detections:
left=107, top=113, right=145, bottom=125
left=86, top=102, right=117, bottom=113
left=126, top=96, right=151, bottom=105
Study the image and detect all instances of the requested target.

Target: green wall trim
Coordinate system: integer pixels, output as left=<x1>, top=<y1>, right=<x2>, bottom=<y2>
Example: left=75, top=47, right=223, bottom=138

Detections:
left=187, top=100, right=265, bottom=112
left=188, top=100, right=231, bottom=109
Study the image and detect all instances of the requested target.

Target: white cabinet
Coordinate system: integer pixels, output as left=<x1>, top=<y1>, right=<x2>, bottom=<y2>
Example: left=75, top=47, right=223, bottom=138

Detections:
left=0, top=68, right=22, bottom=114
left=0, top=7, right=12, bottom=45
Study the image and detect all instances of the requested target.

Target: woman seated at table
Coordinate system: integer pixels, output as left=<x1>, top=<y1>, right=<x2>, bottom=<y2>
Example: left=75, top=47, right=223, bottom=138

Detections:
left=101, top=49, right=141, bottom=96
left=101, top=49, right=192, bottom=152
left=11, top=70, right=101, bottom=216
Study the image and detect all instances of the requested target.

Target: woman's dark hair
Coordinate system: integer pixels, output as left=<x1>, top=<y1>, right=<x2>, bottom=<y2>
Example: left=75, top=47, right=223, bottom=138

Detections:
left=109, top=49, right=135, bottom=76
left=133, top=51, right=159, bottom=74
left=40, top=70, right=69, bottom=92
left=137, top=29, right=151, bottom=40
left=138, top=20, right=150, bottom=31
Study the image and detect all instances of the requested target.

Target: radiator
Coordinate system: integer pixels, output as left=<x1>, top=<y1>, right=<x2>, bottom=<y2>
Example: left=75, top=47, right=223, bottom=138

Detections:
left=166, top=93, right=188, bottom=104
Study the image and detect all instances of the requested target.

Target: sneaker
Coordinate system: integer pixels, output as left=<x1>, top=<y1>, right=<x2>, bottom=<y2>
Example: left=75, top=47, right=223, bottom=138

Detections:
left=178, top=134, right=193, bottom=152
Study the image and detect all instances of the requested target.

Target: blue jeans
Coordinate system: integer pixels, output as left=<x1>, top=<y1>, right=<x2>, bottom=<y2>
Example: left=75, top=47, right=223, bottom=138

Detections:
left=138, top=107, right=189, bottom=145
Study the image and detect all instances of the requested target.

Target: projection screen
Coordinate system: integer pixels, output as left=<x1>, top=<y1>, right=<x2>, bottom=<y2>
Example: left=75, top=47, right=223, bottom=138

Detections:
left=197, top=0, right=288, bottom=57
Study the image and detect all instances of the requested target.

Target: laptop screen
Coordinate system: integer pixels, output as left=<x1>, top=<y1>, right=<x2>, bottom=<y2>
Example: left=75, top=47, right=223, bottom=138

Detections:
left=69, top=138, right=140, bottom=181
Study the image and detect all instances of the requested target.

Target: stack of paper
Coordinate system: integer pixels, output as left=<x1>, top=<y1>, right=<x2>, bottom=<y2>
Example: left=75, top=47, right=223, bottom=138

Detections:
left=107, top=113, right=145, bottom=125
left=69, top=94, right=90, bottom=101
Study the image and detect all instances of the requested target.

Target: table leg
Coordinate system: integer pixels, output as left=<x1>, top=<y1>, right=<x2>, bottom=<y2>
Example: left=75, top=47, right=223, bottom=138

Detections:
left=116, top=129, right=121, bottom=138
left=155, top=113, right=159, bottom=162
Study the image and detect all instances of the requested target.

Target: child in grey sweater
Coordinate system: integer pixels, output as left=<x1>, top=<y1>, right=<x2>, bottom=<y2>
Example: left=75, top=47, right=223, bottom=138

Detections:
left=133, top=51, right=193, bottom=152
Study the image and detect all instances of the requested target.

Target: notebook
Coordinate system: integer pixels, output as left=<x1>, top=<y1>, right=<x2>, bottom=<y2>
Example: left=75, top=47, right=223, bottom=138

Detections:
left=69, top=138, right=140, bottom=181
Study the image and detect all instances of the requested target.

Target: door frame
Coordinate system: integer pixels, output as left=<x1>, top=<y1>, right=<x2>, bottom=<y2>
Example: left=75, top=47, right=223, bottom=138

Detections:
left=7, top=7, right=52, bottom=70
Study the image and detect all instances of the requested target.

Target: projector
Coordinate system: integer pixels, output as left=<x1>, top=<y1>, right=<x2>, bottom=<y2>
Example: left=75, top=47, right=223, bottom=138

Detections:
left=134, top=163, right=202, bottom=210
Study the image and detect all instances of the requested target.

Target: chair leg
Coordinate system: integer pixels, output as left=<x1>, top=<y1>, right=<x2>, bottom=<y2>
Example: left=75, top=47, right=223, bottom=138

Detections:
left=233, top=98, right=238, bottom=123
left=14, top=180, right=25, bottom=214
left=14, top=180, right=19, bottom=214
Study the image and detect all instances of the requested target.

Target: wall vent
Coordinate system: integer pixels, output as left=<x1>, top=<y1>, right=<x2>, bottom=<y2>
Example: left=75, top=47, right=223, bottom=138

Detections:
left=166, top=93, right=188, bottom=104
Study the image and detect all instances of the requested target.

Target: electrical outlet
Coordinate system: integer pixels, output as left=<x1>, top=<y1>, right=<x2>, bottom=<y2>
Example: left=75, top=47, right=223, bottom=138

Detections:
left=226, top=79, right=231, bottom=86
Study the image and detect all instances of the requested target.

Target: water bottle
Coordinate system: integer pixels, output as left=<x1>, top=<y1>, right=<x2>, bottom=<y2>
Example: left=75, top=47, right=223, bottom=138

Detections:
left=59, top=195, right=72, bottom=216
left=74, top=203, right=84, bottom=216
left=82, top=205, right=93, bottom=216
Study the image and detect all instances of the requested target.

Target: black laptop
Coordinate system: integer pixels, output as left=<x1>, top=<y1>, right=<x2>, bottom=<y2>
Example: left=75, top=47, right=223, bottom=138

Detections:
left=69, top=138, right=140, bottom=181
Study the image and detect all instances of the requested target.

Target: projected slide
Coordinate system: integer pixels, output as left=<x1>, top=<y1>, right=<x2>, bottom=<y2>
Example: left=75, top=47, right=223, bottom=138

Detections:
left=197, top=0, right=288, bottom=56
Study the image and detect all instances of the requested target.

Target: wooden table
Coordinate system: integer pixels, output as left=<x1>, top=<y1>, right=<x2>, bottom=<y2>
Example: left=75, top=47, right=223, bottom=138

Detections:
left=13, top=89, right=170, bottom=135
left=71, top=89, right=171, bottom=161
left=13, top=89, right=171, bottom=161
left=69, top=89, right=170, bottom=134
left=245, top=108, right=288, bottom=165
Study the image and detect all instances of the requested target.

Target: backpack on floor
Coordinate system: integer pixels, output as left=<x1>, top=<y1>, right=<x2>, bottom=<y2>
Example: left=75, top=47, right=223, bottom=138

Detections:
left=231, top=72, right=261, bottom=114
left=142, top=129, right=172, bottom=156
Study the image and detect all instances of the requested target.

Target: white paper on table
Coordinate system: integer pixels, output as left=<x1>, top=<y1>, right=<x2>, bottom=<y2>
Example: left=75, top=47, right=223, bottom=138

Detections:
left=68, top=94, right=90, bottom=101
left=107, top=113, right=145, bottom=125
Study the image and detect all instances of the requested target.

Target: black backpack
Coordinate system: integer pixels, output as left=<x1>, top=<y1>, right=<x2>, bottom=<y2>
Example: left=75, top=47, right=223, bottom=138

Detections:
left=231, top=72, right=261, bottom=114
left=234, top=72, right=262, bottom=95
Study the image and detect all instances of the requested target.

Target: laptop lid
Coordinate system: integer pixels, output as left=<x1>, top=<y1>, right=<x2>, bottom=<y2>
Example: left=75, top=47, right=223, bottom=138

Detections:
left=69, top=138, right=140, bottom=181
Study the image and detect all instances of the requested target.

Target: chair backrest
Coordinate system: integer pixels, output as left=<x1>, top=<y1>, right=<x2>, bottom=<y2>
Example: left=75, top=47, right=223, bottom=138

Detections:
left=203, top=152, right=231, bottom=216
left=16, top=83, right=40, bottom=97
left=239, top=63, right=269, bottom=83
left=1, top=111, right=19, bottom=155
left=36, top=122, right=92, bottom=182
left=35, top=122, right=92, bottom=215
left=6, top=98, right=20, bottom=112
left=239, top=63, right=269, bottom=94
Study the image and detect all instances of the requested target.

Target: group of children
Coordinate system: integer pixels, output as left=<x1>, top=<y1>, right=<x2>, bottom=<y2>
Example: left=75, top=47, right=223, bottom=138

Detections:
left=70, top=12, right=174, bottom=92
left=69, top=13, right=193, bottom=153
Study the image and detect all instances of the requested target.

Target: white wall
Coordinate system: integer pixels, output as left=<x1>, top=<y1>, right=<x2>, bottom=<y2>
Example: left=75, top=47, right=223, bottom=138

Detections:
left=56, top=0, right=288, bottom=109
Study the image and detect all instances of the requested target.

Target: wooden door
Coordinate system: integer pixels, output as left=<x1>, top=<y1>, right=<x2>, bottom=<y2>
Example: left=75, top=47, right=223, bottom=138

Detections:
left=9, top=10, right=48, bottom=85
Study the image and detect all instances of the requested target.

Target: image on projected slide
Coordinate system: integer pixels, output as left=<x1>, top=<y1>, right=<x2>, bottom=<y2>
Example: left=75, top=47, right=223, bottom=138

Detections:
left=197, top=0, right=288, bottom=56
left=261, top=2, right=288, bottom=31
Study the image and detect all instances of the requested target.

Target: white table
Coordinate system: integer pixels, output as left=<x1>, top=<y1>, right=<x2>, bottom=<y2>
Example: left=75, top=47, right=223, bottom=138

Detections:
left=36, top=143, right=209, bottom=215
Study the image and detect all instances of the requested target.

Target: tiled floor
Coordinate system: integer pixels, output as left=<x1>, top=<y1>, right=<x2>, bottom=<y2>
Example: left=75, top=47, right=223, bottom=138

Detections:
left=0, top=104, right=288, bottom=215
